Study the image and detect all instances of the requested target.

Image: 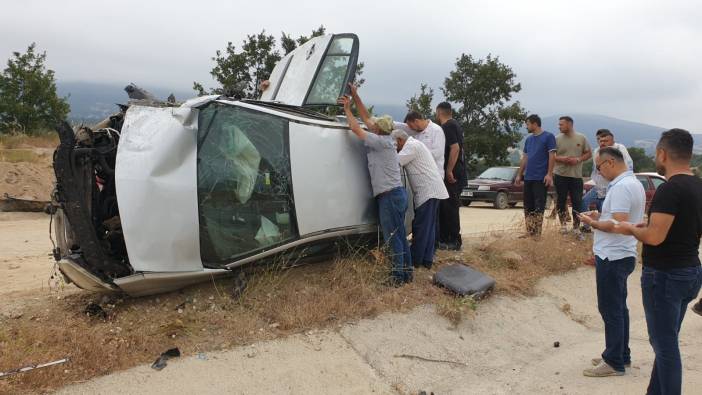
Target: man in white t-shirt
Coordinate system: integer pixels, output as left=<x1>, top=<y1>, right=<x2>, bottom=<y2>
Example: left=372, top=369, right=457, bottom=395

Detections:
left=582, top=129, right=633, bottom=225
left=579, top=147, right=645, bottom=377
left=391, top=129, right=448, bottom=269
left=393, top=111, right=445, bottom=178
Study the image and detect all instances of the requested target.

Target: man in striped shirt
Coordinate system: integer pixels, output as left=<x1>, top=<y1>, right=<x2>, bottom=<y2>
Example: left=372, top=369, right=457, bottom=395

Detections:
left=391, top=129, right=449, bottom=269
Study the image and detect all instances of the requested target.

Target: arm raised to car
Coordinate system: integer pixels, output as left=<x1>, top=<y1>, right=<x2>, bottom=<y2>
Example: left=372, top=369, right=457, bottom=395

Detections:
left=338, top=96, right=367, bottom=140
left=348, top=83, right=375, bottom=130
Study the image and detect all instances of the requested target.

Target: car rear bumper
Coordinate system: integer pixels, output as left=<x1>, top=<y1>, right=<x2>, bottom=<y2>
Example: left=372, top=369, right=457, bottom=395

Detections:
left=460, top=190, right=497, bottom=201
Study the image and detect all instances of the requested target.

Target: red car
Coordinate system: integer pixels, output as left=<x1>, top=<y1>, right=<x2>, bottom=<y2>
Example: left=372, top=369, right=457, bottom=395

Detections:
left=460, top=166, right=556, bottom=209
left=584, top=172, right=665, bottom=211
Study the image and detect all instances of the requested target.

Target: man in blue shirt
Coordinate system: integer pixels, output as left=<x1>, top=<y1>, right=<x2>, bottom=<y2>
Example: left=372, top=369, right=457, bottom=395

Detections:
left=516, top=114, right=556, bottom=237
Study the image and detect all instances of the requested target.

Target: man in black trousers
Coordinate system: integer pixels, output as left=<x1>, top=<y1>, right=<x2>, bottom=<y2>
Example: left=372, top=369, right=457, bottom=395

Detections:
left=435, top=102, right=466, bottom=250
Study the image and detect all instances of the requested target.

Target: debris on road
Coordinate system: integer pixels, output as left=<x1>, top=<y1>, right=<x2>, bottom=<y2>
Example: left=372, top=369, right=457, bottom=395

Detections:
left=84, top=302, right=107, bottom=319
left=151, top=348, right=181, bottom=371
left=394, top=354, right=467, bottom=367
left=433, top=263, right=495, bottom=298
left=0, top=358, right=69, bottom=379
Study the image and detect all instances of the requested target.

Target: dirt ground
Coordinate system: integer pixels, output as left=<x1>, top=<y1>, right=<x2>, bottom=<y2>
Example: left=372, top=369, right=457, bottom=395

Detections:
left=2, top=207, right=701, bottom=394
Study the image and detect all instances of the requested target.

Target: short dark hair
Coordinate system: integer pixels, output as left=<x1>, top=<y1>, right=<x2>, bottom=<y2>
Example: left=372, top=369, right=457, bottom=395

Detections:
left=599, top=146, right=625, bottom=162
left=658, top=128, right=693, bottom=162
left=525, top=114, right=541, bottom=127
left=404, top=111, right=424, bottom=123
left=436, top=102, right=452, bottom=114
left=559, top=116, right=574, bottom=124
left=596, top=129, right=613, bottom=138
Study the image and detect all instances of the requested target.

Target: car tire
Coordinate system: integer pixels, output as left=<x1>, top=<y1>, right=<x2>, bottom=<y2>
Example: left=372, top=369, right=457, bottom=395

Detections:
left=493, top=192, right=508, bottom=210
left=461, top=200, right=472, bottom=207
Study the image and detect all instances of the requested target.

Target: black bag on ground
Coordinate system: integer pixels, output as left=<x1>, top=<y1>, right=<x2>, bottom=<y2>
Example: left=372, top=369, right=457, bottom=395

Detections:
left=433, top=264, right=495, bottom=297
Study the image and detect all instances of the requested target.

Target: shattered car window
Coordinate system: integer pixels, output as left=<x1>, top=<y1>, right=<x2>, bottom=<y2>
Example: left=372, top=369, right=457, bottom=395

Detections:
left=305, top=37, right=355, bottom=105
left=197, top=104, right=297, bottom=264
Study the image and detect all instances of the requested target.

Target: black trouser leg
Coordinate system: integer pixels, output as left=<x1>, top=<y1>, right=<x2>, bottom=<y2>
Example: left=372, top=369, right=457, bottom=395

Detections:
left=439, top=181, right=462, bottom=246
left=568, top=177, right=584, bottom=229
left=554, top=174, right=569, bottom=226
left=524, top=180, right=546, bottom=235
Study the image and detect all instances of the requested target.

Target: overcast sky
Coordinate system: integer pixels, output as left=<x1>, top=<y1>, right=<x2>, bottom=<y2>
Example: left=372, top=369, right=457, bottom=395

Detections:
left=1, top=0, right=700, bottom=130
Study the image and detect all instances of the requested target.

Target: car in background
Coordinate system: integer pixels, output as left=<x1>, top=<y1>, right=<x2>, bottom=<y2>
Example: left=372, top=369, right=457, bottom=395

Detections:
left=460, top=166, right=555, bottom=209
left=583, top=172, right=665, bottom=211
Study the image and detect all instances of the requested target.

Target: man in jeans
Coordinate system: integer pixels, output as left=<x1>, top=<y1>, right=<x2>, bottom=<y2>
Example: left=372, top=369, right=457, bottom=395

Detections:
left=615, top=129, right=702, bottom=394
left=554, top=116, right=592, bottom=238
left=339, top=92, right=411, bottom=286
left=515, top=114, right=555, bottom=237
left=391, top=129, right=448, bottom=269
left=579, top=147, right=645, bottom=377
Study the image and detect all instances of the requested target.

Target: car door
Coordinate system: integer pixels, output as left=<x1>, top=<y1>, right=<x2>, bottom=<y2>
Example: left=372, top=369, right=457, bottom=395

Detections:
left=637, top=175, right=654, bottom=211
left=260, top=34, right=359, bottom=108
left=648, top=176, right=666, bottom=211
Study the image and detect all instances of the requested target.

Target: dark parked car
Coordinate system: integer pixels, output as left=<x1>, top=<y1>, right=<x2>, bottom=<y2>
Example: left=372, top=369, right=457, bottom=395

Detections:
left=583, top=172, right=665, bottom=211
left=460, top=166, right=555, bottom=209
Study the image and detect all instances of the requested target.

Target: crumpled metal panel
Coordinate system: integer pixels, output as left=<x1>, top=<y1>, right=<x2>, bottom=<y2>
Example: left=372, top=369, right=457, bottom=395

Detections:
left=289, top=122, right=377, bottom=235
left=115, top=105, right=202, bottom=272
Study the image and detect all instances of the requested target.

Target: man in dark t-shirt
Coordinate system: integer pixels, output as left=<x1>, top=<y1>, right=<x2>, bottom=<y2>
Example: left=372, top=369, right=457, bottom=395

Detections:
left=614, top=129, right=702, bottom=394
left=436, top=102, right=466, bottom=250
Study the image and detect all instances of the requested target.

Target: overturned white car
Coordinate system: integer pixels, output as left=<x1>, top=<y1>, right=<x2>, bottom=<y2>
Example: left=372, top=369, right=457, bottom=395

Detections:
left=51, top=34, right=413, bottom=296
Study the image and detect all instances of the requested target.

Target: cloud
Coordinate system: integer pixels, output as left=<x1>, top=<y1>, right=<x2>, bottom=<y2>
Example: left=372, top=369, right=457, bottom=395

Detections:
left=1, top=0, right=700, bottom=130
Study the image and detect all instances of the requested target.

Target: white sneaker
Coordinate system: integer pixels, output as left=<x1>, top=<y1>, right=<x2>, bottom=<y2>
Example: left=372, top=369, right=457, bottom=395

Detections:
left=583, top=361, right=625, bottom=377
left=591, top=358, right=631, bottom=368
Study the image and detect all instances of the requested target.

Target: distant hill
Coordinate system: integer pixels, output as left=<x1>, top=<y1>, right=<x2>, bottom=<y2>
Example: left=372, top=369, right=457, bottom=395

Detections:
left=56, top=83, right=697, bottom=155
left=57, top=81, right=193, bottom=123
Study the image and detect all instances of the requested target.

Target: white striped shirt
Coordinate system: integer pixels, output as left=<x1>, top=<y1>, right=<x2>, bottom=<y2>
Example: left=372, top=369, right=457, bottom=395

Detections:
left=394, top=121, right=445, bottom=177
left=398, top=137, right=449, bottom=208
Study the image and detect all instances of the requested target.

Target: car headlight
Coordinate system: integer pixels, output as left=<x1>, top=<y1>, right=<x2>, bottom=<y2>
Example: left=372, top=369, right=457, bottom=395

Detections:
left=477, top=185, right=491, bottom=191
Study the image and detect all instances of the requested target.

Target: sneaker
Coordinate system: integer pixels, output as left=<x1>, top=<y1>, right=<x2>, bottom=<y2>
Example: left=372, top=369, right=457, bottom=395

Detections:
left=692, top=300, right=702, bottom=316
left=583, top=361, right=625, bottom=377
left=591, top=358, right=631, bottom=368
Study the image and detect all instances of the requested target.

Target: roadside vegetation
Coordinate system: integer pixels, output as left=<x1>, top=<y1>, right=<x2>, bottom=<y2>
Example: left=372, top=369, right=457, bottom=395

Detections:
left=0, top=217, right=590, bottom=394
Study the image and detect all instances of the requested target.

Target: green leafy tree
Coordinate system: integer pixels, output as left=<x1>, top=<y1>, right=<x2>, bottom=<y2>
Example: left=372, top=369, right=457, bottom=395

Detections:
left=194, top=30, right=280, bottom=98
left=628, top=147, right=656, bottom=172
left=0, top=43, right=70, bottom=133
left=195, top=26, right=366, bottom=101
left=406, top=83, right=434, bottom=119
left=442, top=54, right=527, bottom=173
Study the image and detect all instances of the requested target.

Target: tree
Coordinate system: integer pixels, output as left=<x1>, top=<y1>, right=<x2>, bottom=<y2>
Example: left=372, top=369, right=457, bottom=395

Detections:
left=406, top=83, right=434, bottom=119
left=194, top=30, right=280, bottom=98
left=195, top=26, right=366, bottom=101
left=0, top=43, right=70, bottom=134
left=442, top=54, right=527, bottom=173
left=628, top=147, right=656, bottom=172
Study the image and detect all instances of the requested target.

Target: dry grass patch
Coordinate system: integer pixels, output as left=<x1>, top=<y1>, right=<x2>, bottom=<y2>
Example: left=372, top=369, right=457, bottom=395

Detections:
left=0, top=133, right=58, bottom=149
left=0, top=222, right=592, bottom=394
left=0, top=149, right=45, bottom=163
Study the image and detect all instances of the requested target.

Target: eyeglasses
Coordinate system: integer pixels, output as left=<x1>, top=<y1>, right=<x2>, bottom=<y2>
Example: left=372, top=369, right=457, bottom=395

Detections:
left=596, top=159, right=611, bottom=172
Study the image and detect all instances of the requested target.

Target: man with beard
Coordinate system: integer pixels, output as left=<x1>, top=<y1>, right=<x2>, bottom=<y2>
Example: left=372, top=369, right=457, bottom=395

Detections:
left=393, top=111, right=446, bottom=177
left=609, top=129, right=702, bottom=394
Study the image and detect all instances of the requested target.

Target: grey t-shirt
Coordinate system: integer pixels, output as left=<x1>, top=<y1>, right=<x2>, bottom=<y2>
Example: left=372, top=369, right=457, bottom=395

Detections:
left=364, top=133, right=402, bottom=196
left=554, top=131, right=592, bottom=178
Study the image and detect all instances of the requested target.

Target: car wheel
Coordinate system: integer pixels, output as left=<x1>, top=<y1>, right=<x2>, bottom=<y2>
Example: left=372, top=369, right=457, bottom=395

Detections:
left=493, top=192, right=508, bottom=209
left=508, top=202, right=518, bottom=208
left=461, top=200, right=472, bottom=207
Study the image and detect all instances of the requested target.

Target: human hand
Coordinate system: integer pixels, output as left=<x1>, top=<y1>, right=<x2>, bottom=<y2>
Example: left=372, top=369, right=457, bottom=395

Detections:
left=447, top=172, right=457, bottom=184
left=337, top=95, right=351, bottom=110
left=543, top=174, right=553, bottom=187
left=259, top=80, right=271, bottom=91
left=515, top=175, right=522, bottom=186
left=581, top=210, right=600, bottom=220
left=578, top=213, right=594, bottom=225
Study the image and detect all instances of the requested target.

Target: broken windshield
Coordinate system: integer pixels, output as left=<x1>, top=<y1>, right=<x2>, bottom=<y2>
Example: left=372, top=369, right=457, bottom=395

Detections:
left=197, top=103, right=298, bottom=265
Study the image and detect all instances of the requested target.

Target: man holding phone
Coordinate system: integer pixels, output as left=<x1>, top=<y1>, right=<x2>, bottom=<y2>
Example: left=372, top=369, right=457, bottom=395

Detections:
left=579, top=147, right=645, bottom=377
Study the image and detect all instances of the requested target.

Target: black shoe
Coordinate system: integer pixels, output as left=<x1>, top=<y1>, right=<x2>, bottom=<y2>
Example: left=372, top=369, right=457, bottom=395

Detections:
left=422, top=261, right=433, bottom=270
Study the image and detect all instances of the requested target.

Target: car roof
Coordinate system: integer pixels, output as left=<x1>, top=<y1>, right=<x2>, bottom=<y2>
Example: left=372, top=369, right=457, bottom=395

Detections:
left=636, top=172, right=665, bottom=179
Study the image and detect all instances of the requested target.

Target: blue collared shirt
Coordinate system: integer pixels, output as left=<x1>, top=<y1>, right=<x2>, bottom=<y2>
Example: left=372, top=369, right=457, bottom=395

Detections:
left=594, top=171, right=646, bottom=261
